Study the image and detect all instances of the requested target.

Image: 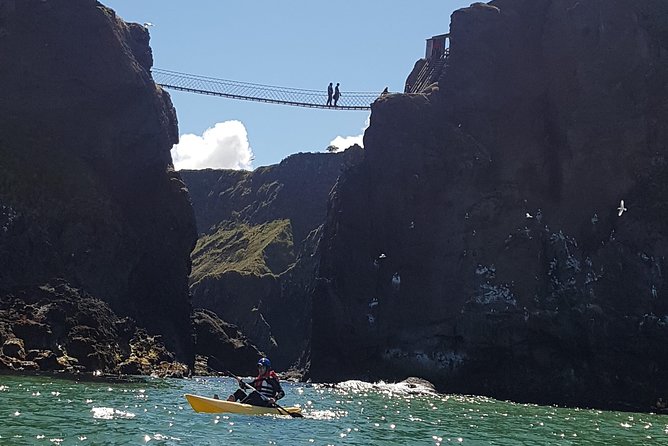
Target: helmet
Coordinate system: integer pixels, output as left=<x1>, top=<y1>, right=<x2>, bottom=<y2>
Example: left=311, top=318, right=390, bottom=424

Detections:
left=257, top=357, right=271, bottom=368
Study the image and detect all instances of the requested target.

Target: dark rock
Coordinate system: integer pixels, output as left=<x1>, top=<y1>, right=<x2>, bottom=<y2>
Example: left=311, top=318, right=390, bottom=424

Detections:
left=2, top=337, right=24, bottom=359
left=28, top=350, right=59, bottom=370
left=56, top=354, right=79, bottom=371
left=193, top=308, right=263, bottom=376
left=309, top=0, right=668, bottom=411
left=192, top=271, right=279, bottom=357
left=12, top=319, right=52, bottom=350
left=193, top=354, right=211, bottom=376
left=117, top=328, right=186, bottom=376
left=0, top=0, right=196, bottom=365
left=280, top=368, right=305, bottom=382
left=153, top=361, right=188, bottom=379
left=0, top=280, right=187, bottom=375
left=399, top=377, right=437, bottom=393
left=118, top=361, right=141, bottom=376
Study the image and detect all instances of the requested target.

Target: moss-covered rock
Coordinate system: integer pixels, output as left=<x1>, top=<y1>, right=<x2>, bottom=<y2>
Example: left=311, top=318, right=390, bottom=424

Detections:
left=191, top=220, right=295, bottom=282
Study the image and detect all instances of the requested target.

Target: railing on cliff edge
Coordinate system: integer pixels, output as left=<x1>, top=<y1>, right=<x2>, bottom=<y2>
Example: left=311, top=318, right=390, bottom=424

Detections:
left=404, top=49, right=449, bottom=94
left=151, top=69, right=380, bottom=111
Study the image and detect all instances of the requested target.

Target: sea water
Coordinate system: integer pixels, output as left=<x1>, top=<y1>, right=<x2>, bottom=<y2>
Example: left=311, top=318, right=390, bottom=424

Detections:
left=0, top=374, right=666, bottom=445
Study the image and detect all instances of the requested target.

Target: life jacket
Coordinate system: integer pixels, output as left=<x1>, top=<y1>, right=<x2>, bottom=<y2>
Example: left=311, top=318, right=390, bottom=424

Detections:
left=251, top=370, right=280, bottom=399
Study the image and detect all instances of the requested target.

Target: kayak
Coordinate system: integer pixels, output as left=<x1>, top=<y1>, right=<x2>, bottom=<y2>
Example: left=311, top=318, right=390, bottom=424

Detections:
left=184, top=393, right=302, bottom=416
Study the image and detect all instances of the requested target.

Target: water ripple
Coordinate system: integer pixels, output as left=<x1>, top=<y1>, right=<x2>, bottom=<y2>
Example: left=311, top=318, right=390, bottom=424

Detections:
left=0, top=375, right=666, bottom=445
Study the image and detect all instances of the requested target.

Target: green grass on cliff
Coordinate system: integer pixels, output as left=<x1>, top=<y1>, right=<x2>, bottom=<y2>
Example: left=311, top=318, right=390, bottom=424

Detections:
left=190, top=219, right=296, bottom=284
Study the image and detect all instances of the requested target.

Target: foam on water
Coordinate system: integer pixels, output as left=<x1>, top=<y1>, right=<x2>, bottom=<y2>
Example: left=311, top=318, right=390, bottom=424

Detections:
left=307, top=409, right=347, bottom=420
left=90, top=407, right=136, bottom=420
left=332, top=379, right=438, bottom=396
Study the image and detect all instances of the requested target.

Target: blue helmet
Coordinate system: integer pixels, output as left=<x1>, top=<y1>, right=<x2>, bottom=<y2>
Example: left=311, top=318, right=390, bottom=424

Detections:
left=257, top=357, right=271, bottom=368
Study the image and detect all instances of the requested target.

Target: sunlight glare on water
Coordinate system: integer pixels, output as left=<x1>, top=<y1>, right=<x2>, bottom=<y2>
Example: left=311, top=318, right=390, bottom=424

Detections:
left=0, top=374, right=666, bottom=445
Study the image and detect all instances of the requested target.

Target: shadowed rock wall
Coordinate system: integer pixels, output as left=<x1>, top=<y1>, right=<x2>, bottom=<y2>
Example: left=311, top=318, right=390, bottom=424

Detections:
left=0, top=0, right=196, bottom=367
left=310, top=0, right=668, bottom=411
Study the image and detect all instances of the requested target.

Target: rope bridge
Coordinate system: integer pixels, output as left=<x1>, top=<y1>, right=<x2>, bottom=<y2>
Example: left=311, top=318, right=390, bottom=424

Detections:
left=152, top=69, right=379, bottom=111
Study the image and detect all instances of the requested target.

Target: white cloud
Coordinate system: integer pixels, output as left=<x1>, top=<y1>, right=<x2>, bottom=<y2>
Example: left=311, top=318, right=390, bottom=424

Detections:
left=171, top=121, right=254, bottom=170
left=328, top=115, right=370, bottom=152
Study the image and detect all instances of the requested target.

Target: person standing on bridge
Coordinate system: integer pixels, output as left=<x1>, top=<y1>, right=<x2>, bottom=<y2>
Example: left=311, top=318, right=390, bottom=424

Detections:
left=333, top=83, right=341, bottom=106
left=326, top=82, right=333, bottom=106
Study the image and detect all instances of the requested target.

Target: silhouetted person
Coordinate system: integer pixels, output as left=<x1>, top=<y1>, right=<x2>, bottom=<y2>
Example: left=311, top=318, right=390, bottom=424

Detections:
left=333, top=83, right=341, bottom=106
left=326, top=82, right=333, bottom=106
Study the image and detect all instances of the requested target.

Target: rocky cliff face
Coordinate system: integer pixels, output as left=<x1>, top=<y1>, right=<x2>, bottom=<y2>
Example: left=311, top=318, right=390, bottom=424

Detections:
left=310, top=0, right=668, bottom=410
left=181, top=149, right=362, bottom=370
left=0, top=0, right=196, bottom=372
left=181, top=150, right=362, bottom=243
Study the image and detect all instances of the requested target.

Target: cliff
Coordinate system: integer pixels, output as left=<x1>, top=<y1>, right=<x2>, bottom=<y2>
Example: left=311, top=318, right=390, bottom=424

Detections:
left=181, top=149, right=362, bottom=370
left=181, top=149, right=362, bottom=242
left=310, top=0, right=668, bottom=411
left=0, top=0, right=196, bottom=373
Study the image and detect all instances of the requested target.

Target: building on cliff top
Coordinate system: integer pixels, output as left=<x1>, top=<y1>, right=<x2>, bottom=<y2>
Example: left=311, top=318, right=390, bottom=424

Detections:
left=425, top=33, right=450, bottom=59
left=405, top=33, right=450, bottom=94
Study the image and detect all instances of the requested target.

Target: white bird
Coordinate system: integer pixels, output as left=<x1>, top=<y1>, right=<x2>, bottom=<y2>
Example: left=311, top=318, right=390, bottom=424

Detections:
left=143, top=22, right=155, bottom=28
left=525, top=212, right=533, bottom=219
left=617, top=200, right=627, bottom=217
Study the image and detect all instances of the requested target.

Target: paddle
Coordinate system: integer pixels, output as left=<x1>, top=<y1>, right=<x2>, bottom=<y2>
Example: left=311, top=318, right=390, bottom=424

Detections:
left=225, top=370, right=303, bottom=418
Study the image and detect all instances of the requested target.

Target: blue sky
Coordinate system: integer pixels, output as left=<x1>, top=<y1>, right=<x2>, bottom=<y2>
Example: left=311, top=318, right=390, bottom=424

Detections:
left=102, top=1, right=472, bottom=169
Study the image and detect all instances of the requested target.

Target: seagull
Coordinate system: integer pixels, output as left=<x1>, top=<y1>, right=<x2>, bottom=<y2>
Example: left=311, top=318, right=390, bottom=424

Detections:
left=617, top=200, right=627, bottom=217
left=143, top=22, right=155, bottom=29
left=525, top=212, right=533, bottom=219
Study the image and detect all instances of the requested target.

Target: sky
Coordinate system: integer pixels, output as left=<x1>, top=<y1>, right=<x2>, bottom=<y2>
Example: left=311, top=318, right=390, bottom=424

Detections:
left=102, top=1, right=472, bottom=170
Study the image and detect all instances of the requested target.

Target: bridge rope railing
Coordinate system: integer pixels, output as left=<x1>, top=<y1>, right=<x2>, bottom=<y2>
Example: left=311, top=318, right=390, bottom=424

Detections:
left=151, top=68, right=380, bottom=111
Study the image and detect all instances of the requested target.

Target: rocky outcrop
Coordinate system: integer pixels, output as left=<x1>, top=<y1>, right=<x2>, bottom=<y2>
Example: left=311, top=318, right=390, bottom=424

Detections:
left=193, top=309, right=262, bottom=376
left=182, top=149, right=363, bottom=369
left=0, top=280, right=186, bottom=376
left=0, top=0, right=197, bottom=372
left=310, top=0, right=668, bottom=411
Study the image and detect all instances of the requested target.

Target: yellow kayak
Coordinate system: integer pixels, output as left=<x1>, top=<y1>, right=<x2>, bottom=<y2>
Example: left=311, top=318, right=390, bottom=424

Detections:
left=184, top=394, right=302, bottom=416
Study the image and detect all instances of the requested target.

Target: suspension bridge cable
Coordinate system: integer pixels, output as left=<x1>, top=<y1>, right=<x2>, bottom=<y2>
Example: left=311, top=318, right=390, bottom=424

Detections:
left=151, top=68, right=380, bottom=111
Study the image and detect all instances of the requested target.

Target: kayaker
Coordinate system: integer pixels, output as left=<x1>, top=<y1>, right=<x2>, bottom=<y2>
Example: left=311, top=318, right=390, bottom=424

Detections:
left=227, top=357, right=285, bottom=407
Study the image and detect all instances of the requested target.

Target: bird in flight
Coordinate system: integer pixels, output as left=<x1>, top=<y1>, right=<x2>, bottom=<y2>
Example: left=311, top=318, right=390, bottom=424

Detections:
left=617, top=200, right=627, bottom=217
left=143, top=22, right=155, bottom=29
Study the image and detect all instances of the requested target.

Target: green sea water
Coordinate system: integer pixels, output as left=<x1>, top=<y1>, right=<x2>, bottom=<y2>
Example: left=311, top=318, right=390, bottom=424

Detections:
left=0, top=374, right=667, bottom=445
